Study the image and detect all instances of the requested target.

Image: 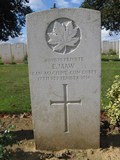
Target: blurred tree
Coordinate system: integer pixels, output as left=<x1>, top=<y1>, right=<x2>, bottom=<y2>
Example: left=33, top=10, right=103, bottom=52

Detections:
left=0, top=0, right=32, bottom=41
left=80, top=0, right=120, bottom=34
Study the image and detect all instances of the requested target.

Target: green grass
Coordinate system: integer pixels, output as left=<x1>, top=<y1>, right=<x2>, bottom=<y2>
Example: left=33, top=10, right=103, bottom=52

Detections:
left=101, top=54, right=119, bottom=60
left=0, top=64, right=30, bottom=113
left=101, top=61, right=120, bottom=108
left=0, top=60, right=120, bottom=113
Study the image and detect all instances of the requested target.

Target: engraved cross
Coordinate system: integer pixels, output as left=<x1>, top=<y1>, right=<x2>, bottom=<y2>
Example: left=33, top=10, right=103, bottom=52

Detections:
left=50, top=84, right=81, bottom=133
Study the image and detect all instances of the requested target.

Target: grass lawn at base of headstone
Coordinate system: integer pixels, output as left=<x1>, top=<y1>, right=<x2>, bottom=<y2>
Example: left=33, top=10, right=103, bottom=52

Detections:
left=0, top=61, right=120, bottom=113
left=101, top=61, right=120, bottom=108
left=0, top=64, right=30, bottom=113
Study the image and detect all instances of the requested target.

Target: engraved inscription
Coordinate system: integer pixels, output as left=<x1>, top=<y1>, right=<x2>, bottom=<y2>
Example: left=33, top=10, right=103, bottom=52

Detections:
left=52, top=63, right=75, bottom=69
left=44, top=57, right=83, bottom=62
left=31, top=69, right=96, bottom=81
left=30, top=57, right=97, bottom=81
left=50, top=84, right=81, bottom=133
left=46, top=18, right=81, bottom=54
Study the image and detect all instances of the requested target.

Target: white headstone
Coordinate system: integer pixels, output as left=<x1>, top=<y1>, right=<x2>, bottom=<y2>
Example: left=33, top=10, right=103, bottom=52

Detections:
left=11, top=43, right=25, bottom=63
left=119, top=40, right=120, bottom=59
left=109, top=41, right=113, bottom=51
left=116, top=40, right=119, bottom=54
left=102, top=41, right=110, bottom=53
left=0, top=44, right=2, bottom=58
left=1, top=43, right=12, bottom=64
left=27, top=8, right=101, bottom=150
left=112, top=41, right=116, bottom=52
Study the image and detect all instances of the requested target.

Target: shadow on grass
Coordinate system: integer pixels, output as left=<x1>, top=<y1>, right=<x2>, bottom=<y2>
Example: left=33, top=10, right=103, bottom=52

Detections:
left=12, top=149, right=55, bottom=160
left=12, top=130, right=34, bottom=141
left=12, top=129, right=120, bottom=148
left=100, top=134, right=120, bottom=148
left=102, top=58, right=120, bottom=61
left=12, top=148, right=71, bottom=160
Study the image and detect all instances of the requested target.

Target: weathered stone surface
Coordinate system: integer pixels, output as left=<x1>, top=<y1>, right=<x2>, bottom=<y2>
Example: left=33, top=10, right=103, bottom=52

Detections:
left=27, top=8, right=101, bottom=150
left=11, top=43, right=25, bottom=63
left=1, top=43, right=12, bottom=64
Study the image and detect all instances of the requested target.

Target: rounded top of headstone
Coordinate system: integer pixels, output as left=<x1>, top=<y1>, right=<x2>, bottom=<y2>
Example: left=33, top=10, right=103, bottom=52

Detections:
left=26, top=8, right=100, bottom=19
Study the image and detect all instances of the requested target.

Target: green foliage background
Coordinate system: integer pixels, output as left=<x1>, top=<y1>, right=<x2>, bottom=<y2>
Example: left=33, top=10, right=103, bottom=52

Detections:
left=81, top=0, right=120, bottom=33
left=105, top=75, right=120, bottom=126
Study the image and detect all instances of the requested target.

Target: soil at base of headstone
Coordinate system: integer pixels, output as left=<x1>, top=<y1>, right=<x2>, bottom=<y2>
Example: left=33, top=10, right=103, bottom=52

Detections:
left=0, top=113, right=120, bottom=160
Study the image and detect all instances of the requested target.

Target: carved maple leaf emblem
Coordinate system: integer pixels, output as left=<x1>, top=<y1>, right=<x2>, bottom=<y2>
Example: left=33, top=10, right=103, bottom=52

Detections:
left=47, top=21, right=79, bottom=54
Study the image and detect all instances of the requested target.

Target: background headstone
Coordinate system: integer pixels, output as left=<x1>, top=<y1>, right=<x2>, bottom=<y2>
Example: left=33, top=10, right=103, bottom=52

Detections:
left=27, top=8, right=101, bottom=150
left=119, top=40, right=120, bottom=58
left=11, top=43, right=25, bottom=63
left=102, top=41, right=110, bottom=53
left=23, top=43, right=27, bottom=57
left=116, top=40, right=119, bottom=54
left=101, top=40, right=120, bottom=55
left=0, top=44, right=2, bottom=58
left=109, top=41, right=113, bottom=51
left=112, top=41, right=116, bottom=52
left=1, top=43, right=12, bottom=64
